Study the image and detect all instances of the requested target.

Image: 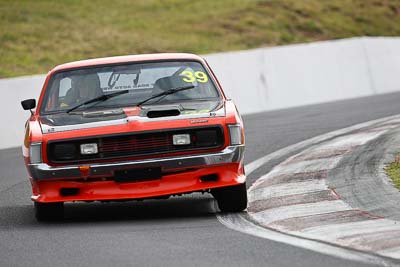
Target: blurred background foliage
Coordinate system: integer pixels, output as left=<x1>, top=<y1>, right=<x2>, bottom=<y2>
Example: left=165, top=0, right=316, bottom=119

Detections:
left=1, top=0, right=400, bottom=77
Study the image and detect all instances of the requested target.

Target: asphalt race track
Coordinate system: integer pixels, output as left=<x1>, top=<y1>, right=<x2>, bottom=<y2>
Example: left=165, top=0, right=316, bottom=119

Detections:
left=3, top=92, right=400, bottom=267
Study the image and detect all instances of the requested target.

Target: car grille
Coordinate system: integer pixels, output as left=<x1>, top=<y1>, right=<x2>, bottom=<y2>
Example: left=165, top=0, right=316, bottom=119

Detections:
left=100, top=133, right=176, bottom=157
left=47, top=126, right=224, bottom=163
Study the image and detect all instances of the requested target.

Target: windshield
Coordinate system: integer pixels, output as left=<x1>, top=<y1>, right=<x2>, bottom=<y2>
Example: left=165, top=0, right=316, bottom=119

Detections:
left=40, top=61, right=220, bottom=114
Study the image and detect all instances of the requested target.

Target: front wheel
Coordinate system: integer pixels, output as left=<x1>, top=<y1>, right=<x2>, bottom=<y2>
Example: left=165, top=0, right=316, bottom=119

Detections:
left=212, top=183, right=247, bottom=212
left=34, top=202, right=64, bottom=222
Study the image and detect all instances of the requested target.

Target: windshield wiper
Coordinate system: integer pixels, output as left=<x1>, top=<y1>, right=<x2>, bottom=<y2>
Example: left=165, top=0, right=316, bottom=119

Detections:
left=136, top=85, right=195, bottom=107
left=66, top=90, right=129, bottom=113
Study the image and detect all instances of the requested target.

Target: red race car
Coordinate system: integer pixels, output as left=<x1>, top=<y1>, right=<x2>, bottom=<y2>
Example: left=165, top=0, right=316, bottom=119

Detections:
left=21, top=53, right=247, bottom=221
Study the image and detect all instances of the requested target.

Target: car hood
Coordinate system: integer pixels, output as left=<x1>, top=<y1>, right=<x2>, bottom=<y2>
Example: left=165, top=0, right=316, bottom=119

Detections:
left=39, top=100, right=225, bottom=134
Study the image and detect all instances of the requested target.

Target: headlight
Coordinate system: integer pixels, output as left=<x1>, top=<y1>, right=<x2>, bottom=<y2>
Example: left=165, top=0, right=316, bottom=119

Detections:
left=173, top=134, right=191, bottom=145
left=80, top=143, right=98, bottom=155
left=196, top=129, right=218, bottom=147
left=29, top=143, right=42, bottom=164
left=228, top=124, right=243, bottom=145
left=52, top=143, right=77, bottom=160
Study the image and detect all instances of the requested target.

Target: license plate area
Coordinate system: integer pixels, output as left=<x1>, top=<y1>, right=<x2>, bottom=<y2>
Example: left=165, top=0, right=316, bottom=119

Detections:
left=114, top=167, right=162, bottom=183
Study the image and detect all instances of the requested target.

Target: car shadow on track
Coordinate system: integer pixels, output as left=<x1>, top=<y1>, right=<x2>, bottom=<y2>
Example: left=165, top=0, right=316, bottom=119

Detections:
left=0, top=194, right=218, bottom=228
left=64, top=194, right=218, bottom=223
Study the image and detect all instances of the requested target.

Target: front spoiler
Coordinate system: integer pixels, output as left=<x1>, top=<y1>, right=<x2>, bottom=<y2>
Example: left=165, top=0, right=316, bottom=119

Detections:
left=29, top=145, right=245, bottom=180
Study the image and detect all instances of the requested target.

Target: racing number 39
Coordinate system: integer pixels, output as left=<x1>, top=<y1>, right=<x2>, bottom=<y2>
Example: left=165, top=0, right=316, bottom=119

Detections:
left=180, top=71, right=208, bottom=83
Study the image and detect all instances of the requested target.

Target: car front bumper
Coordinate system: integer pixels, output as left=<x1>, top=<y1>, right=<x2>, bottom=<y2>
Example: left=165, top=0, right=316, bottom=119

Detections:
left=29, top=145, right=246, bottom=202
left=29, top=145, right=244, bottom=181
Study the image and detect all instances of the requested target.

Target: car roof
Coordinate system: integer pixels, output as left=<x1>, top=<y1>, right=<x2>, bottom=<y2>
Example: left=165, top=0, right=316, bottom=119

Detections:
left=50, top=53, right=206, bottom=73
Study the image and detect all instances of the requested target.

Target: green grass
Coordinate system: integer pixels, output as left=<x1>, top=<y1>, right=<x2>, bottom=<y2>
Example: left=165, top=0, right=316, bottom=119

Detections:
left=385, top=155, right=400, bottom=190
left=1, top=0, right=400, bottom=77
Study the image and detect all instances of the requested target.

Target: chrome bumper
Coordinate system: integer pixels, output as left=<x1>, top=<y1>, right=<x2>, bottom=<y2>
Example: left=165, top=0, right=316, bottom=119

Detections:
left=29, top=145, right=245, bottom=181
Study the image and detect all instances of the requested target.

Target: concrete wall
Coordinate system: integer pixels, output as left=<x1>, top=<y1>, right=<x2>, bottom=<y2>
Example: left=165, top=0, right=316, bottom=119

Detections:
left=1, top=37, right=400, bottom=149
left=1, top=75, right=45, bottom=149
left=205, top=37, right=400, bottom=114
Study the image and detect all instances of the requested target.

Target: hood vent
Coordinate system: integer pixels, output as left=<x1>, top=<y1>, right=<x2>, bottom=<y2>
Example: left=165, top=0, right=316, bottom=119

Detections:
left=141, top=104, right=182, bottom=118
left=146, top=109, right=180, bottom=118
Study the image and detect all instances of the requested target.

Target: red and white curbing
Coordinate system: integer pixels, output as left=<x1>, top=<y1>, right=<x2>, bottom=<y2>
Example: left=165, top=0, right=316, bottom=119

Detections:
left=218, top=115, right=400, bottom=264
left=248, top=126, right=400, bottom=258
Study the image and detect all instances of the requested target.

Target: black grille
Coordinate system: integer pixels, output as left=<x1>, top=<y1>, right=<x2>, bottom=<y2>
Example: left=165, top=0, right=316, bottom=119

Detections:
left=47, top=126, right=224, bottom=163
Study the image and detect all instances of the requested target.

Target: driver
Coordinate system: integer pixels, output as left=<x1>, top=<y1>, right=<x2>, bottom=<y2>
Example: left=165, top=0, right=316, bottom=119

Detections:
left=60, top=74, right=102, bottom=107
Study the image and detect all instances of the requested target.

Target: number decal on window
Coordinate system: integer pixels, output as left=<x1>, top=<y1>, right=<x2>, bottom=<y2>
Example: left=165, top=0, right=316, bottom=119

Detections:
left=180, top=70, right=196, bottom=83
left=180, top=71, right=209, bottom=83
left=194, top=71, right=208, bottom=83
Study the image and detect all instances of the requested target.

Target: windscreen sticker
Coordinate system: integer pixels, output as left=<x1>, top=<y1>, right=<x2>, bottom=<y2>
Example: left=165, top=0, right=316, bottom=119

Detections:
left=180, top=71, right=209, bottom=83
left=102, top=83, right=153, bottom=91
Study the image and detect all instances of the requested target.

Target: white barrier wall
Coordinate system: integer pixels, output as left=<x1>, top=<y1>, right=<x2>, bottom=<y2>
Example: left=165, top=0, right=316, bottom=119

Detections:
left=1, top=75, right=45, bottom=149
left=205, top=37, right=400, bottom=114
left=1, top=37, right=400, bottom=149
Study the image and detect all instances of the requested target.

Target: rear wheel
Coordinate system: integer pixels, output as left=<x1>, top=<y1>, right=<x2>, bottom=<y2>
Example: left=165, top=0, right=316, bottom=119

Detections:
left=34, top=202, right=64, bottom=222
left=212, top=182, right=247, bottom=212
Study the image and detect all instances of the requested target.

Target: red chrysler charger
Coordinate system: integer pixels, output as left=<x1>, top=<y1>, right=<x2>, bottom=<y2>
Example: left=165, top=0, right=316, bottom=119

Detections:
left=21, top=53, right=247, bottom=221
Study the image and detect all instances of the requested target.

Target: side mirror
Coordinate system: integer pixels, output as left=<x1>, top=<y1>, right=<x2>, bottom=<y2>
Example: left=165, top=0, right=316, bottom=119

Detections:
left=21, top=99, right=36, bottom=111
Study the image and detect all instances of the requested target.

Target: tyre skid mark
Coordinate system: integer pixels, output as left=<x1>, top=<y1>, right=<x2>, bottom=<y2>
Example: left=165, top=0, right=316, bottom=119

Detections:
left=250, top=200, right=353, bottom=226
left=249, top=179, right=327, bottom=203
left=248, top=190, right=337, bottom=213
left=337, top=230, right=400, bottom=251
left=377, top=247, right=400, bottom=259
left=251, top=170, right=328, bottom=189
left=282, top=148, right=354, bottom=165
left=267, top=210, right=380, bottom=232
left=270, top=156, right=342, bottom=176
left=299, top=219, right=400, bottom=241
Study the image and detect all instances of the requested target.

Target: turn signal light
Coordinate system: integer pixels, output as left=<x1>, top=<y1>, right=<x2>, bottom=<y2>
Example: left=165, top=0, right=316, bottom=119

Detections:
left=228, top=124, right=243, bottom=145
left=29, top=143, right=42, bottom=164
left=79, top=165, right=90, bottom=177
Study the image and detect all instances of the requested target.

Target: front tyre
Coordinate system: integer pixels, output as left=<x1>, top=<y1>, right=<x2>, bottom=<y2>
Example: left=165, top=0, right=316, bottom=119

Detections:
left=34, top=202, right=64, bottom=221
left=212, top=182, right=247, bottom=212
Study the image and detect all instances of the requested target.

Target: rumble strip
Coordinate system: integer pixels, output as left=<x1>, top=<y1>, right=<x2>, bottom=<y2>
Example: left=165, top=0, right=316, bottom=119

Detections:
left=218, top=115, right=400, bottom=266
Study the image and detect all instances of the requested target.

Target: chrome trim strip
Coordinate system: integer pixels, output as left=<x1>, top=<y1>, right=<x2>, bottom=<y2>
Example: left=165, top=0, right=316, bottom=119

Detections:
left=127, top=110, right=225, bottom=123
left=40, top=108, right=225, bottom=134
left=41, top=118, right=129, bottom=134
left=28, top=145, right=244, bottom=180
